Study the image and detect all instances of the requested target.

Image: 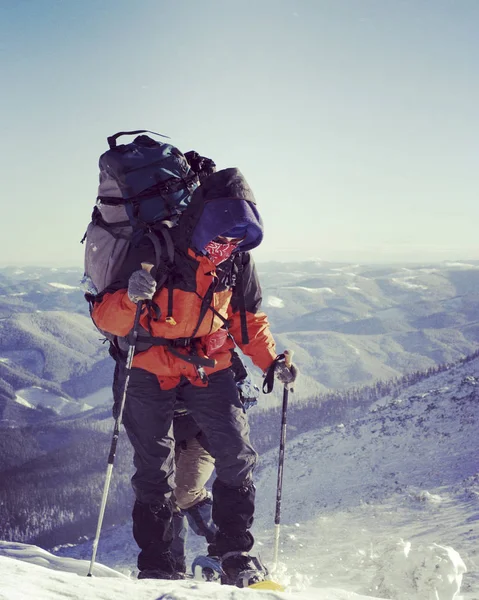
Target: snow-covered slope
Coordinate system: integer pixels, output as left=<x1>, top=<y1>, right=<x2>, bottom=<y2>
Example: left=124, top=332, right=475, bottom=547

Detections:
left=253, top=354, right=479, bottom=597
left=0, top=546, right=384, bottom=600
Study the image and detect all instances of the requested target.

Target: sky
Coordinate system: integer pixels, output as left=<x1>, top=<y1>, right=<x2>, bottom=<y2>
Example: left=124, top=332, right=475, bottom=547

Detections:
left=1, top=0, right=478, bottom=267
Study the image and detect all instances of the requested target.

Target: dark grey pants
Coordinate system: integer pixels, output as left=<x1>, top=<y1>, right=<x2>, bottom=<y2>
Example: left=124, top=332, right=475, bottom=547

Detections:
left=122, top=367, right=258, bottom=564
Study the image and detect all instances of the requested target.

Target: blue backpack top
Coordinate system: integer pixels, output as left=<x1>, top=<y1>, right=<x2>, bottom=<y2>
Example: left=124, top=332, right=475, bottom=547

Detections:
left=97, top=129, right=199, bottom=228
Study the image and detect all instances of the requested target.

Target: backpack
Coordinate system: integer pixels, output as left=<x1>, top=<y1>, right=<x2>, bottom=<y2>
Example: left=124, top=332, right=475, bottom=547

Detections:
left=81, top=130, right=214, bottom=297
left=81, top=132, right=250, bottom=368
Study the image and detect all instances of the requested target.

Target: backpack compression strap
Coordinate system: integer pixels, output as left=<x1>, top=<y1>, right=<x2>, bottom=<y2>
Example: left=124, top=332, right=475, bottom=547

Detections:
left=235, top=257, right=250, bottom=345
left=107, top=129, right=170, bottom=149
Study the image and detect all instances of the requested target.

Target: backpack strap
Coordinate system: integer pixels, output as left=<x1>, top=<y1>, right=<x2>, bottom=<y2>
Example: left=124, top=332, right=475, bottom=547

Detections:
left=235, top=256, right=250, bottom=345
left=149, top=225, right=176, bottom=323
left=189, top=280, right=217, bottom=340
left=107, top=129, right=170, bottom=149
left=155, top=225, right=175, bottom=265
left=144, top=231, right=164, bottom=277
left=166, top=281, right=176, bottom=325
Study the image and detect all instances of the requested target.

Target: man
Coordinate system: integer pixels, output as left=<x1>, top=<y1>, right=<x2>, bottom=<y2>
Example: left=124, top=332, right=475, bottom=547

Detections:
left=113, top=345, right=258, bottom=578
left=92, top=167, right=297, bottom=585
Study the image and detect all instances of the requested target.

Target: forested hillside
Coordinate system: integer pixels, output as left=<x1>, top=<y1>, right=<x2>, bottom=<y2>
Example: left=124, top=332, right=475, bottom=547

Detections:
left=2, top=351, right=476, bottom=549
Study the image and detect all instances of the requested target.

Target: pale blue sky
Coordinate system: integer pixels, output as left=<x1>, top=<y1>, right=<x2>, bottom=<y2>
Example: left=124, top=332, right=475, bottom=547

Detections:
left=1, top=0, right=478, bottom=266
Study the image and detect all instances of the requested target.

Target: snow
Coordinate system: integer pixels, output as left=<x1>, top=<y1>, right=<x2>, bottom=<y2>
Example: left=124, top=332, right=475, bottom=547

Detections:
left=266, top=295, right=285, bottom=308
left=13, top=394, right=35, bottom=409
left=371, top=541, right=466, bottom=600
left=390, top=278, right=428, bottom=290
left=286, top=286, right=335, bottom=294
left=15, top=386, right=92, bottom=415
left=48, top=282, right=79, bottom=290
left=346, top=342, right=361, bottom=355
left=443, top=262, right=478, bottom=269
left=0, top=544, right=382, bottom=600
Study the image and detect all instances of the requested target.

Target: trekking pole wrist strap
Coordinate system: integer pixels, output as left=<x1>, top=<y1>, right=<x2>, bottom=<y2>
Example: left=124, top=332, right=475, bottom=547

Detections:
left=262, top=354, right=285, bottom=394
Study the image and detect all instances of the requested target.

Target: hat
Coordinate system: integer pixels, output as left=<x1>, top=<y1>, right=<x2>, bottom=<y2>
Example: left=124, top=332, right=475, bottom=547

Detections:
left=192, top=199, right=263, bottom=253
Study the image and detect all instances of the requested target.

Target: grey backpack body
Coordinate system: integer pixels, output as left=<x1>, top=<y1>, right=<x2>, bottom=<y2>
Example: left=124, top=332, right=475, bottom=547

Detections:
left=82, top=203, right=132, bottom=296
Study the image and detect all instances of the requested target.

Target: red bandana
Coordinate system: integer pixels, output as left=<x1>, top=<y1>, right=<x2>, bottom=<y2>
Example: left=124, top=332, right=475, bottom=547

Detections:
left=204, top=240, right=237, bottom=265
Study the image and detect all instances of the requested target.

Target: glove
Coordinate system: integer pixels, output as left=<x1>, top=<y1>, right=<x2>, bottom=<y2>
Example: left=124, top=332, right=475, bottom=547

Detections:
left=274, top=358, right=298, bottom=385
left=127, top=269, right=157, bottom=303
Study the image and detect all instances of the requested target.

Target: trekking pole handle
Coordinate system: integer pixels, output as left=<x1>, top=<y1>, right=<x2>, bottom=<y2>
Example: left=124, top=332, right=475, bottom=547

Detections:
left=141, top=262, right=154, bottom=273
left=284, top=350, right=293, bottom=368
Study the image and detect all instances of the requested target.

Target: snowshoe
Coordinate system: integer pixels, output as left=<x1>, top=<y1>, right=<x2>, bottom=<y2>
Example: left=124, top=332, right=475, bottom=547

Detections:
left=191, top=555, right=223, bottom=582
left=192, top=552, right=284, bottom=590
left=220, top=551, right=269, bottom=588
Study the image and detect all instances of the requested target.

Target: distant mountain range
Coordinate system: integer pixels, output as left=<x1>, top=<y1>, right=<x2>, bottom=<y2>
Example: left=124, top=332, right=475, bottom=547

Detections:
left=259, top=259, right=479, bottom=389
left=1, top=260, right=479, bottom=416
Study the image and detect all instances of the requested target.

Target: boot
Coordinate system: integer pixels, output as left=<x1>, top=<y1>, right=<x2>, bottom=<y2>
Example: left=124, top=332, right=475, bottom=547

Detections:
left=220, top=551, right=268, bottom=587
left=138, top=561, right=185, bottom=580
left=133, top=500, right=175, bottom=577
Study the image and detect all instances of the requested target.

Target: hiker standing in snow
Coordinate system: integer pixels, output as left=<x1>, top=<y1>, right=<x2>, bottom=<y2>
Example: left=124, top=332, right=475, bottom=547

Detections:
left=111, top=344, right=259, bottom=577
left=90, top=141, right=297, bottom=584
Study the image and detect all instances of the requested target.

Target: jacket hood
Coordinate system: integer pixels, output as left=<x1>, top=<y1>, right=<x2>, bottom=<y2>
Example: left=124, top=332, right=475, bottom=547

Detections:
left=189, top=168, right=264, bottom=253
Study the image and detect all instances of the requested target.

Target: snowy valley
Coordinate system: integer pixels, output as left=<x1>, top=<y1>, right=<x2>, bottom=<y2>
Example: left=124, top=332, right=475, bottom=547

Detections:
left=0, top=261, right=478, bottom=599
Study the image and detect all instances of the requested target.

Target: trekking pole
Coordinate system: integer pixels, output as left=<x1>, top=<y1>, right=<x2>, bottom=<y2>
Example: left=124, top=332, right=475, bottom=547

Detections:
left=87, top=263, right=152, bottom=577
left=272, top=350, right=293, bottom=571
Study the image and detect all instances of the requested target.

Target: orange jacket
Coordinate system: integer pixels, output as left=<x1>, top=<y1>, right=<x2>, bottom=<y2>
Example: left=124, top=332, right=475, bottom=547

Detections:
left=92, top=249, right=276, bottom=389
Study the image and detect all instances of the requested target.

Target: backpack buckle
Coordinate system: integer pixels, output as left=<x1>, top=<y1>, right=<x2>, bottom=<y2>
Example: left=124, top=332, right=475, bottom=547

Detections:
left=171, top=337, right=191, bottom=348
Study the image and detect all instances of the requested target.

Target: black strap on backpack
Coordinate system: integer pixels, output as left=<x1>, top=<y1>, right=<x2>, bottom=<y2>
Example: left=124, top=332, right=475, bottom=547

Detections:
left=235, top=257, right=249, bottom=345
left=80, top=206, right=131, bottom=244
left=150, top=225, right=176, bottom=323
left=190, top=280, right=218, bottom=340
left=107, top=129, right=170, bottom=149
